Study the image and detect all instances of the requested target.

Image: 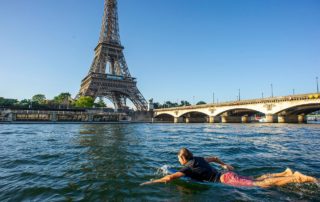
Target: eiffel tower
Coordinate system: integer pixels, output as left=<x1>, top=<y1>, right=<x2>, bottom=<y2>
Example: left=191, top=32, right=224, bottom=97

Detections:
left=78, top=0, right=148, bottom=111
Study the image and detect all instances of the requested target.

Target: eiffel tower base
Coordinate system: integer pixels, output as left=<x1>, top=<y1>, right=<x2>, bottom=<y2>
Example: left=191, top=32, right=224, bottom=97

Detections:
left=79, top=72, right=148, bottom=111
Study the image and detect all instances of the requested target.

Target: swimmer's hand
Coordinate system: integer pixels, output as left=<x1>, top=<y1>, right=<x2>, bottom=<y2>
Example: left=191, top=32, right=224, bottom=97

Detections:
left=140, top=173, right=184, bottom=186
left=140, top=180, right=156, bottom=186
left=222, top=164, right=234, bottom=171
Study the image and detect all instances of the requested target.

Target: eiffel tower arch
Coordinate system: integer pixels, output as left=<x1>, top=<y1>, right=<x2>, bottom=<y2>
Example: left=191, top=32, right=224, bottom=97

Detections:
left=78, top=0, right=148, bottom=111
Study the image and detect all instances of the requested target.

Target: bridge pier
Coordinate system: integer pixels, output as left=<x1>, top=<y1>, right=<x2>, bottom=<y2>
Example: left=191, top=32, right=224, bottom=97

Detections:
left=241, top=115, right=249, bottom=123
left=221, top=116, right=227, bottom=123
left=209, top=116, right=214, bottom=123
left=185, top=117, right=208, bottom=123
left=278, top=115, right=306, bottom=123
left=174, top=117, right=183, bottom=123
left=221, top=115, right=241, bottom=123
left=278, top=115, right=286, bottom=123
left=266, top=114, right=277, bottom=123
left=209, top=116, right=221, bottom=123
left=298, top=115, right=306, bottom=123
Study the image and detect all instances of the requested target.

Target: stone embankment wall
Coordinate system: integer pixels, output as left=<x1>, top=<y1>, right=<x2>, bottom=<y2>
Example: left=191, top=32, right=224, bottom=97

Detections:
left=0, top=109, right=127, bottom=123
left=130, top=111, right=153, bottom=122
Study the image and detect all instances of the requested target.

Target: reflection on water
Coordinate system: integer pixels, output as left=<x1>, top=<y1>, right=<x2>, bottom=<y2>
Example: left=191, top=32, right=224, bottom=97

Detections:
left=0, top=123, right=319, bottom=201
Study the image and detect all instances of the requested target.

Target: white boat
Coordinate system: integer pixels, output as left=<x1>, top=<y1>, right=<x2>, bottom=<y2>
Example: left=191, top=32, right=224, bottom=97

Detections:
left=258, top=117, right=267, bottom=123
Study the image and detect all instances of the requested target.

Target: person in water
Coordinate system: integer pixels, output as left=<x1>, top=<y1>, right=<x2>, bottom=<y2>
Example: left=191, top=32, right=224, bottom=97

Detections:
left=141, top=148, right=317, bottom=187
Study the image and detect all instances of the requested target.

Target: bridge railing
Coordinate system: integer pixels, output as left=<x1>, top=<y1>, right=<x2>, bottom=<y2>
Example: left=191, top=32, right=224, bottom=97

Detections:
left=155, top=93, right=320, bottom=112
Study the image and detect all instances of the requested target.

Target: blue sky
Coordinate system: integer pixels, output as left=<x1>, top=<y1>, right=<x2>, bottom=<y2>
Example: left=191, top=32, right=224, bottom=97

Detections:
left=0, top=0, right=319, bottom=106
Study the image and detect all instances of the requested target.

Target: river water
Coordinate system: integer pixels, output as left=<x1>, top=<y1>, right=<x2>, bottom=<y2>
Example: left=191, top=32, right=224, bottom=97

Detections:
left=0, top=123, right=319, bottom=201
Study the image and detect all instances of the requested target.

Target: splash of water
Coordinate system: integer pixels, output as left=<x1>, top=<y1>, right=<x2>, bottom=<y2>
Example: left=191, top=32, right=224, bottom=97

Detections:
left=157, top=165, right=171, bottom=175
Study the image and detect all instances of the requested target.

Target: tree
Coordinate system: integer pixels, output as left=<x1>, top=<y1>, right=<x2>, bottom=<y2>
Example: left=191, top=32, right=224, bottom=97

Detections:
left=0, top=97, right=18, bottom=107
left=95, top=98, right=106, bottom=108
left=19, top=99, right=32, bottom=107
left=153, top=102, right=162, bottom=109
left=46, top=100, right=57, bottom=108
left=54, top=92, right=72, bottom=107
left=153, top=100, right=191, bottom=109
left=196, top=101, right=207, bottom=105
left=179, top=100, right=191, bottom=106
left=171, top=102, right=179, bottom=107
left=32, top=94, right=46, bottom=104
left=75, top=96, right=94, bottom=108
left=164, top=101, right=173, bottom=108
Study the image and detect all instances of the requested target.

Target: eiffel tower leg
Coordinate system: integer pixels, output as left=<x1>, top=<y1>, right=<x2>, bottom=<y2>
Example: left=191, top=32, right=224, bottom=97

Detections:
left=127, top=86, right=148, bottom=111
left=109, top=92, right=126, bottom=111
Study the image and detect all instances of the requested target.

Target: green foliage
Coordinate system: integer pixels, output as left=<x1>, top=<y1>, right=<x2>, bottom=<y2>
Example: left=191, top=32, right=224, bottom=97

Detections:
left=180, top=100, right=191, bottom=106
left=54, top=92, right=72, bottom=105
left=94, top=98, right=106, bottom=108
left=164, top=101, right=179, bottom=108
left=153, top=102, right=161, bottom=109
left=152, top=100, right=192, bottom=109
left=32, top=94, right=46, bottom=104
left=0, top=97, right=18, bottom=107
left=19, top=99, right=32, bottom=107
left=75, top=96, right=94, bottom=108
left=196, top=101, right=207, bottom=105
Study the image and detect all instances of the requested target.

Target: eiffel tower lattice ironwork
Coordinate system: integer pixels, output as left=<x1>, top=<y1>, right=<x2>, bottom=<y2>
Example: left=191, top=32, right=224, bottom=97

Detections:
left=78, top=0, right=148, bottom=111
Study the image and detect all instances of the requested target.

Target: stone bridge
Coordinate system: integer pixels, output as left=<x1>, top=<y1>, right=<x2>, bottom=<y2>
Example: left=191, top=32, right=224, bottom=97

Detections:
left=154, top=93, right=320, bottom=123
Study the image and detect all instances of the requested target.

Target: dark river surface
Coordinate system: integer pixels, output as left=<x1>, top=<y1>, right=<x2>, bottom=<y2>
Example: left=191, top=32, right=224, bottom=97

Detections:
left=0, top=123, right=319, bottom=201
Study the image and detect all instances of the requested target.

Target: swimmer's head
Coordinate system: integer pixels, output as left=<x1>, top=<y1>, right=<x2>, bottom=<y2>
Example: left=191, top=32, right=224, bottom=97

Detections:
left=178, top=148, right=193, bottom=165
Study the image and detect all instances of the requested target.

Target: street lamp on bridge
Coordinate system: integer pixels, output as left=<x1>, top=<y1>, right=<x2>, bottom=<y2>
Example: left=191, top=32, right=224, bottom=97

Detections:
left=213, top=92, right=215, bottom=104
left=317, top=77, right=319, bottom=93
left=271, top=84, right=274, bottom=98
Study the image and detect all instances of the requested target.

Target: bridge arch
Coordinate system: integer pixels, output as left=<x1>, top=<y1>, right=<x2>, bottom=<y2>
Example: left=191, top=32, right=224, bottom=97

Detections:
left=213, top=107, right=265, bottom=123
left=274, top=103, right=320, bottom=115
left=179, top=111, right=210, bottom=123
left=154, top=111, right=176, bottom=117
left=179, top=111, right=210, bottom=117
left=154, top=113, right=175, bottom=122
left=214, top=107, right=265, bottom=117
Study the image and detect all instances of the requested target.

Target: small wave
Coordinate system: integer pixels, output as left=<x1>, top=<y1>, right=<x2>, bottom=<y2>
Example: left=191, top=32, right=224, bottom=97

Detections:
left=278, top=182, right=320, bottom=199
left=0, top=131, right=16, bottom=135
left=46, top=139, right=57, bottom=142
left=156, top=165, right=171, bottom=176
left=4, top=159, right=38, bottom=168
left=35, top=153, right=62, bottom=160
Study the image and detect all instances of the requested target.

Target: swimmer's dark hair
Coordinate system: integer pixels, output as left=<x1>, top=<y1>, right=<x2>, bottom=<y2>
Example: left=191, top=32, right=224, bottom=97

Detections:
left=178, top=148, right=193, bottom=161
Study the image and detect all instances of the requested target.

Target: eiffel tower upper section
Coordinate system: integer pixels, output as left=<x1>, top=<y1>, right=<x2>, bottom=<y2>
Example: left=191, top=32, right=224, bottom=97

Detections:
left=78, top=0, right=148, bottom=111
left=99, top=0, right=121, bottom=45
left=90, top=0, right=130, bottom=77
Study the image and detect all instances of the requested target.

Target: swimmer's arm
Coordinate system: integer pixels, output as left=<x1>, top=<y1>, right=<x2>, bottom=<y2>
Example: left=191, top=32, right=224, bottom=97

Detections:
left=140, top=172, right=185, bottom=186
left=205, top=156, right=234, bottom=170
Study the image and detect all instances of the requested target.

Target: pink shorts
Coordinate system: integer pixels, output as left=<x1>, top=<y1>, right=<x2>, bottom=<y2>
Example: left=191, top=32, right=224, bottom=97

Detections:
left=221, top=171, right=254, bottom=187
